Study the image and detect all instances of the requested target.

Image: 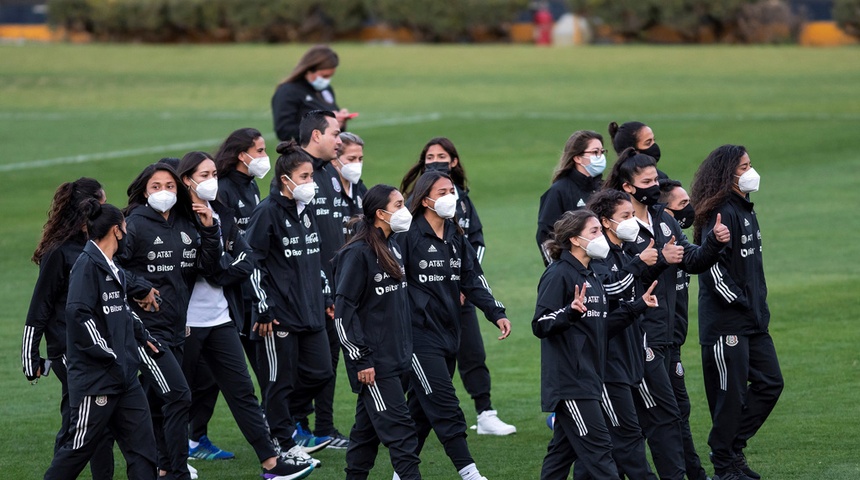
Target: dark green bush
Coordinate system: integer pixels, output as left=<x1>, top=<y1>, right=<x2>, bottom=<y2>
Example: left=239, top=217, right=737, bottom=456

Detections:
left=834, top=0, right=860, bottom=37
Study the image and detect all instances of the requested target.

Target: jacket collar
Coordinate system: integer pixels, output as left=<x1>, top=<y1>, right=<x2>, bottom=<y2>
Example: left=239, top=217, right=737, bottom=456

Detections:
left=414, top=213, right=454, bottom=242
left=129, top=204, right=174, bottom=226
left=83, top=240, right=123, bottom=286
left=559, top=249, right=592, bottom=277
left=268, top=183, right=299, bottom=214
left=226, top=168, right=255, bottom=186
left=729, top=191, right=755, bottom=211
left=567, top=167, right=600, bottom=190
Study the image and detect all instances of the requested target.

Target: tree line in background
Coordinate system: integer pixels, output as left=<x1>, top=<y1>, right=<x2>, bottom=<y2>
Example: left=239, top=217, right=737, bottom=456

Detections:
left=47, top=0, right=860, bottom=43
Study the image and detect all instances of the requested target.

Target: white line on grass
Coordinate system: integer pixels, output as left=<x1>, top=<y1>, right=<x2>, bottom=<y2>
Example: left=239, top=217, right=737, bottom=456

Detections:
left=0, top=113, right=443, bottom=173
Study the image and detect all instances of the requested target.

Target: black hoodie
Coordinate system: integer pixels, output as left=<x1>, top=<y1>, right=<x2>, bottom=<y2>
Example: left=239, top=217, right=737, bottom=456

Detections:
left=272, top=80, right=339, bottom=142
left=245, top=184, right=330, bottom=335
left=332, top=231, right=412, bottom=393
left=536, top=168, right=602, bottom=265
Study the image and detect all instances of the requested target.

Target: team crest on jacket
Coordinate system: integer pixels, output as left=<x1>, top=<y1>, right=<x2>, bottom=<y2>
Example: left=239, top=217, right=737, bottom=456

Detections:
left=645, top=347, right=655, bottom=362
left=181, top=232, right=192, bottom=245
left=331, top=177, right=342, bottom=193
left=277, top=331, right=288, bottom=338
left=660, top=222, right=672, bottom=237
left=675, top=362, right=684, bottom=377
left=726, top=335, right=739, bottom=347
left=303, top=215, right=311, bottom=229
left=95, top=395, right=108, bottom=406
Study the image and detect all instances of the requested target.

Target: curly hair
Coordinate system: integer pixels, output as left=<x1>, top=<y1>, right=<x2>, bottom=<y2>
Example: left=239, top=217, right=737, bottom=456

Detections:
left=586, top=189, right=631, bottom=225
left=690, top=144, right=747, bottom=243
left=32, top=177, right=104, bottom=264
left=542, top=210, right=598, bottom=261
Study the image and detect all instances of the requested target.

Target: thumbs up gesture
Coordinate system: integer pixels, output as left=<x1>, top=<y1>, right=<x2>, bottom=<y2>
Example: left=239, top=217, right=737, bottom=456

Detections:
left=661, top=235, right=684, bottom=264
left=713, top=213, right=731, bottom=243
left=639, top=238, right=658, bottom=266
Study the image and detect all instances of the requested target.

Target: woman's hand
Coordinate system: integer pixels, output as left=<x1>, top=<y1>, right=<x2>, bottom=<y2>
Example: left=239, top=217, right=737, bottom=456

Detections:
left=192, top=203, right=214, bottom=227
left=712, top=213, right=731, bottom=243
left=639, top=239, right=658, bottom=266
left=661, top=235, right=684, bottom=264
left=642, top=281, right=659, bottom=308
left=135, top=288, right=160, bottom=312
left=357, top=367, right=376, bottom=385
left=335, top=108, right=352, bottom=127
left=326, top=305, right=335, bottom=320
left=570, top=283, right=588, bottom=314
left=253, top=319, right=280, bottom=337
left=495, top=318, right=512, bottom=340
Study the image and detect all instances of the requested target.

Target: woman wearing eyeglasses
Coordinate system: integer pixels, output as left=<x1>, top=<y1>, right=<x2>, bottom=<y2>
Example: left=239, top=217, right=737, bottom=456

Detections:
left=537, top=130, right=607, bottom=266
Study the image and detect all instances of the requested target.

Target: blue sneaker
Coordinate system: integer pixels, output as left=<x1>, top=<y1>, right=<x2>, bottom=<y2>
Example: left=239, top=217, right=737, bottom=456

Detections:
left=546, top=413, right=555, bottom=430
left=189, top=434, right=235, bottom=460
left=292, top=422, right=332, bottom=454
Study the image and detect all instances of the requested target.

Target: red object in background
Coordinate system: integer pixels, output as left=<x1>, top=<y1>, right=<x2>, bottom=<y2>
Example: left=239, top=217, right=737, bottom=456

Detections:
left=534, top=8, right=553, bottom=45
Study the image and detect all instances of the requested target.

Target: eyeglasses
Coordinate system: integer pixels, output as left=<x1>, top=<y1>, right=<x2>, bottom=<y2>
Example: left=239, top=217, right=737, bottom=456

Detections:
left=582, top=149, right=607, bottom=156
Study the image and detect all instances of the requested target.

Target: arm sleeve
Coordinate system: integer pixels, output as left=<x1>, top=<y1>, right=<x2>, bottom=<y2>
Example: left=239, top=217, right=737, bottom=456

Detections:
left=463, top=195, right=486, bottom=263
left=594, top=255, right=647, bottom=301
left=459, top=239, right=507, bottom=324
left=606, top=298, right=647, bottom=338
left=196, top=222, right=224, bottom=277
left=532, top=273, right=581, bottom=338
left=698, top=210, right=749, bottom=307
left=245, top=209, right=275, bottom=324
left=676, top=214, right=724, bottom=274
left=214, top=227, right=254, bottom=287
left=333, top=249, right=373, bottom=370
left=66, top=263, right=118, bottom=365
left=536, top=187, right=562, bottom=265
left=272, top=85, right=302, bottom=142
left=22, top=248, right=65, bottom=377
left=124, top=269, right=153, bottom=301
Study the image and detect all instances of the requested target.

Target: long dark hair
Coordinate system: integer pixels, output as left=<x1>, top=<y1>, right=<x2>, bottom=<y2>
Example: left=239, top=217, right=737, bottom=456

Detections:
left=178, top=151, right=215, bottom=183
left=271, top=140, right=313, bottom=192
left=400, top=137, right=468, bottom=198
left=552, top=130, right=603, bottom=183
left=80, top=199, right=125, bottom=242
left=280, top=45, right=339, bottom=85
left=124, top=163, right=194, bottom=221
left=586, top=189, right=631, bottom=225
left=608, top=121, right=647, bottom=155
left=602, top=147, right=657, bottom=192
left=690, top=144, right=747, bottom=243
left=32, top=177, right=103, bottom=264
left=215, top=127, right=262, bottom=176
left=344, top=184, right=403, bottom=280
left=543, top=210, right=598, bottom=261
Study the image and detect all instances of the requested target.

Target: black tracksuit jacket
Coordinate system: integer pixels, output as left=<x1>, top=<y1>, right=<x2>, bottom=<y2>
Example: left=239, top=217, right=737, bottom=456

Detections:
left=245, top=185, right=330, bottom=335
left=456, top=186, right=486, bottom=263
left=533, top=250, right=646, bottom=411
left=206, top=201, right=255, bottom=327
left=340, top=178, right=367, bottom=223
left=272, top=80, right=340, bottom=142
left=22, top=236, right=152, bottom=377
left=118, top=205, right=221, bottom=346
left=624, top=204, right=723, bottom=347
left=591, top=237, right=651, bottom=386
left=395, top=215, right=506, bottom=357
left=309, top=155, right=346, bottom=296
left=65, top=241, right=151, bottom=405
left=217, top=169, right=261, bottom=237
left=536, top=169, right=602, bottom=264
left=698, top=193, right=770, bottom=345
left=332, top=232, right=412, bottom=393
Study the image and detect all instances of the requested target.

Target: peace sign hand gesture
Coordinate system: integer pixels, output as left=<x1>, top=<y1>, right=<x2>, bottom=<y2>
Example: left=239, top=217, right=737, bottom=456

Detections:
left=570, top=283, right=588, bottom=314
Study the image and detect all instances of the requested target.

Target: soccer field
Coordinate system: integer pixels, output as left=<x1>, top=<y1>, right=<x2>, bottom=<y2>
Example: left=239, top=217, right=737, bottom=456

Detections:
left=1, top=43, right=859, bottom=479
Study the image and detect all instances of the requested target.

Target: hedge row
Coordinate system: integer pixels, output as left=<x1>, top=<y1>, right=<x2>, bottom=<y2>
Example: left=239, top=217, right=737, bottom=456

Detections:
left=47, top=0, right=530, bottom=42
left=48, top=0, right=860, bottom=43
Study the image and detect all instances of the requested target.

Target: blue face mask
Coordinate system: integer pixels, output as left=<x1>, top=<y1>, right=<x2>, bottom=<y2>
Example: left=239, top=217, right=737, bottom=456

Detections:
left=310, top=75, right=331, bottom=91
left=583, top=154, right=606, bottom=177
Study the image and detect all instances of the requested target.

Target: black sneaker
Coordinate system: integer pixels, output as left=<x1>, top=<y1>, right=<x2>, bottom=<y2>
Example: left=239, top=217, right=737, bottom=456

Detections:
left=326, top=431, right=350, bottom=450
left=714, top=465, right=754, bottom=480
left=261, top=458, right=314, bottom=480
left=733, top=451, right=761, bottom=479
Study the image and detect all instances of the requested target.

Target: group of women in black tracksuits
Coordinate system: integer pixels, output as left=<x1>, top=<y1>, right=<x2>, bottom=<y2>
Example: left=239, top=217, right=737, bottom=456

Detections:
left=535, top=121, right=782, bottom=480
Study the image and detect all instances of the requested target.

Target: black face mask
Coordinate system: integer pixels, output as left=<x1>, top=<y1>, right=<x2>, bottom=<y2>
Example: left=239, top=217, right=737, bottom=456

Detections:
left=424, top=162, right=450, bottom=173
left=669, top=204, right=695, bottom=229
left=640, top=143, right=661, bottom=162
left=631, top=184, right=661, bottom=206
left=116, top=229, right=128, bottom=255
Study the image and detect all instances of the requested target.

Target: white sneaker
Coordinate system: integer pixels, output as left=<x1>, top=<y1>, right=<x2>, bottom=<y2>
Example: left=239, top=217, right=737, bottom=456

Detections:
left=476, top=410, right=517, bottom=435
left=282, top=444, right=321, bottom=468
left=187, top=463, right=199, bottom=479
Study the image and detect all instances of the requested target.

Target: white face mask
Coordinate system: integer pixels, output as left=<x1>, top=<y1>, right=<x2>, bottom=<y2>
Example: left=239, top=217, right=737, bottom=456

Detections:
left=337, top=159, right=362, bottom=184
left=148, top=190, right=177, bottom=213
left=611, top=217, right=639, bottom=243
left=191, top=177, right=218, bottom=202
left=243, top=153, right=271, bottom=179
left=736, top=167, right=760, bottom=193
left=284, top=176, right=316, bottom=204
left=310, top=75, right=331, bottom=91
left=578, top=234, right=610, bottom=259
left=427, top=194, right=457, bottom=219
left=383, top=207, right=412, bottom=233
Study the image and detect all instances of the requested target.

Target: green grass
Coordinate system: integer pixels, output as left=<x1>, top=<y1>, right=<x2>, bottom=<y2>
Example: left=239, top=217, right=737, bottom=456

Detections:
left=1, top=43, right=859, bottom=479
